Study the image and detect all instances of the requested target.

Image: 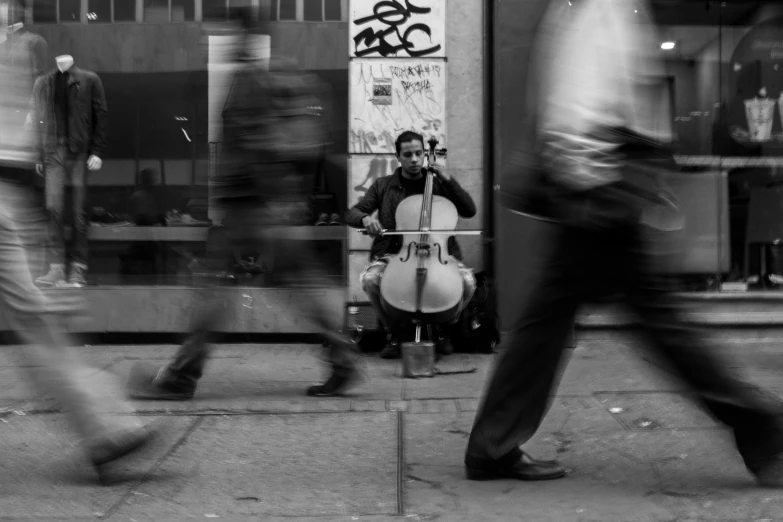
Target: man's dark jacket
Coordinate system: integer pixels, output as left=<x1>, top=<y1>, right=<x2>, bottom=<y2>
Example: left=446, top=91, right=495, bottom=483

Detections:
left=32, top=66, right=108, bottom=161
left=346, top=168, right=477, bottom=261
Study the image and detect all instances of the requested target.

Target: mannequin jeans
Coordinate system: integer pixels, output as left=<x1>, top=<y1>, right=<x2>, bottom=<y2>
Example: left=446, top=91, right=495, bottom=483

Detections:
left=44, top=145, right=89, bottom=266
left=0, top=176, right=142, bottom=450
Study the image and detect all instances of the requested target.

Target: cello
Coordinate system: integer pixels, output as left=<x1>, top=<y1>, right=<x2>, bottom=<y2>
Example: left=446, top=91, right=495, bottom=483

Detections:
left=378, top=136, right=465, bottom=327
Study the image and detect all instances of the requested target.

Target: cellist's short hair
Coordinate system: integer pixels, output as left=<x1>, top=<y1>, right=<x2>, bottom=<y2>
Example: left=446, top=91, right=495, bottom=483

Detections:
left=395, top=131, right=425, bottom=155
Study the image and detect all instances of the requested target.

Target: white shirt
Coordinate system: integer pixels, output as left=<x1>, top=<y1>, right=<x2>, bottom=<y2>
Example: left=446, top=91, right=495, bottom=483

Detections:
left=536, top=0, right=667, bottom=190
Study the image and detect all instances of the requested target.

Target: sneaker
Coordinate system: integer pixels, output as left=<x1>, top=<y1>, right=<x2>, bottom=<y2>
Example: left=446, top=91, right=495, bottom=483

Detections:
left=65, top=262, right=88, bottom=287
left=35, top=264, right=66, bottom=286
left=306, top=367, right=357, bottom=397
left=127, top=361, right=196, bottom=400
left=380, top=335, right=401, bottom=359
left=329, top=213, right=342, bottom=226
left=315, top=213, right=329, bottom=226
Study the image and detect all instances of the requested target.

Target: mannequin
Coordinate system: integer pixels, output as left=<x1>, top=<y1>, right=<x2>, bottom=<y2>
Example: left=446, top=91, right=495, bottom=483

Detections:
left=32, top=54, right=108, bottom=287
left=56, top=54, right=74, bottom=72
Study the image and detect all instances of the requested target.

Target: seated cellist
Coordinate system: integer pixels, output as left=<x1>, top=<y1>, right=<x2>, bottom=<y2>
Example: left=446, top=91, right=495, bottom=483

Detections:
left=346, top=131, right=477, bottom=358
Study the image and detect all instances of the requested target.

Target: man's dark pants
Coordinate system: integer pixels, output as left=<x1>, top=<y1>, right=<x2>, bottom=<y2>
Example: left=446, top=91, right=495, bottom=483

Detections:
left=467, top=202, right=783, bottom=475
left=161, top=196, right=359, bottom=390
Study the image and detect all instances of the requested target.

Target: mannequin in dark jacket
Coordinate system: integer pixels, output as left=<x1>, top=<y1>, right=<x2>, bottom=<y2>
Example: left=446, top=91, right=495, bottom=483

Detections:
left=32, top=55, right=108, bottom=288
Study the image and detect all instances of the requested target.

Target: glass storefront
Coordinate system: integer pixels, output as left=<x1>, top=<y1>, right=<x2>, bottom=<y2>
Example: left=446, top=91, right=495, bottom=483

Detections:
left=20, top=0, right=349, bottom=286
left=655, top=1, right=783, bottom=291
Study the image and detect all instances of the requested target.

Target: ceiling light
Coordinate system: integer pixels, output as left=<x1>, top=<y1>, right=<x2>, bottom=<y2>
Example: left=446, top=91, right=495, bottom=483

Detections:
left=661, top=41, right=676, bottom=50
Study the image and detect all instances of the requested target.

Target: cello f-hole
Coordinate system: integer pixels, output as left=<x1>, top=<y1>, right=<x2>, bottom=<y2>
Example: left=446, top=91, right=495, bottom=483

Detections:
left=400, top=242, right=416, bottom=262
left=434, top=243, right=448, bottom=265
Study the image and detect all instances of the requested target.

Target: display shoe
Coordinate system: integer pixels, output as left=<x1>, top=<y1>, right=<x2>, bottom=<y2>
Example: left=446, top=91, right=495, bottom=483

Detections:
left=64, top=262, right=88, bottom=287
left=35, top=264, right=66, bottom=286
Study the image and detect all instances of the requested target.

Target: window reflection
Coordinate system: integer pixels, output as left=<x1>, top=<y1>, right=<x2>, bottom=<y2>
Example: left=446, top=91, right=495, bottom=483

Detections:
left=59, top=0, right=80, bottom=22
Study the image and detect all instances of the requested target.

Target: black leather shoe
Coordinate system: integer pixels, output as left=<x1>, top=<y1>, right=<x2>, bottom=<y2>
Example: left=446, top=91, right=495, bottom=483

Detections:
left=380, top=335, right=401, bottom=359
left=127, top=362, right=196, bottom=400
left=434, top=324, right=454, bottom=355
left=307, top=367, right=357, bottom=397
left=465, top=451, right=566, bottom=481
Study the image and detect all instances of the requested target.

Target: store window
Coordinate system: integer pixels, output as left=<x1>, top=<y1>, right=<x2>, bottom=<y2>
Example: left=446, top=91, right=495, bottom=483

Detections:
left=59, top=0, right=80, bottom=22
left=649, top=1, right=783, bottom=291
left=144, top=0, right=169, bottom=22
left=87, top=0, right=111, bottom=23
left=172, top=0, right=195, bottom=22
left=324, top=0, right=340, bottom=21
left=114, top=0, right=137, bottom=21
left=279, top=0, right=296, bottom=21
left=272, top=0, right=343, bottom=21
left=32, top=0, right=56, bottom=23
left=303, top=0, right=321, bottom=21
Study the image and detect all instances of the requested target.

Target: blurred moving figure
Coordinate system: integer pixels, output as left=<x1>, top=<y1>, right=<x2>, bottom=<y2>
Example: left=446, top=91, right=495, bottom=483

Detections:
left=127, top=8, right=360, bottom=400
left=0, top=0, right=152, bottom=476
left=465, top=0, right=783, bottom=486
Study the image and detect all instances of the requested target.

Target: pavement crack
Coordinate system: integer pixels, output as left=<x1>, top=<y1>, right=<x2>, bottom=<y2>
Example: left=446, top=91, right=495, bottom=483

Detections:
left=407, top=474, right=443, bottom=489
left=101, top=416, right=206, bottom=520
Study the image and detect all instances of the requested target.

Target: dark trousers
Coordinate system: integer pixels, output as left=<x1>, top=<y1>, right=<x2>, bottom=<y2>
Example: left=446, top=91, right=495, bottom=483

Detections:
left=467, top=216, right=783, bottom=475
left=163, top=199, right=359, bottom=389
left=44, top=146, right=89, bottom=265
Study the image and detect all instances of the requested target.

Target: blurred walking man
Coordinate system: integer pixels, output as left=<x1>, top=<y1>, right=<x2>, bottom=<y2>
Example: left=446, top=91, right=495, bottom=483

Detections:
left=465, top=0, right=783, bottom=486
left=0, top=0, right=152, bottom=477
left=127, top=8, right=359, bottom=400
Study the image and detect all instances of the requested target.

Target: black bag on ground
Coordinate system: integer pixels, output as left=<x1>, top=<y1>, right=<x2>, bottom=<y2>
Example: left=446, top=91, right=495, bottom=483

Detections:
left=451, top=272, right=501, bottom=354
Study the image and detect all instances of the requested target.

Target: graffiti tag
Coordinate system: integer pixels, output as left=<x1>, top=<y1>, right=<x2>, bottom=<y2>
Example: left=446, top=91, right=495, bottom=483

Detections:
left=352, top=0, right=442, bottom=58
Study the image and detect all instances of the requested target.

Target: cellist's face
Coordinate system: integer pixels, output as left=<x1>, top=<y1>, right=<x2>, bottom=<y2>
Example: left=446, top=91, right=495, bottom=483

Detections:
left=397, top=140, right=425, bottom=178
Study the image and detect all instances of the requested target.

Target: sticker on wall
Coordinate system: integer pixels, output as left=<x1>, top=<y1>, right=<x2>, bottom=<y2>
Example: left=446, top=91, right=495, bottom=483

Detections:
left=349, top=60, right=446, bottom=154
left=373, top=78, right=393, bottom=105
left=349, top=0, right=446, bottom=58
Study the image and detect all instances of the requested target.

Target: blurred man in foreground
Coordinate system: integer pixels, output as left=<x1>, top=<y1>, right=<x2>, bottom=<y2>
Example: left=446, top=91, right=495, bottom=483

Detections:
left=465, top=0, right=783, bottom=486
left=127, top=8, right=359, bottom=400
left=0, top=0, right=152, bottom=476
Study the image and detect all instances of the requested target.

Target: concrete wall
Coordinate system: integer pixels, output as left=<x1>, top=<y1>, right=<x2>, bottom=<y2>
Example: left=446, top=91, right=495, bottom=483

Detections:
left=446, top=0, right=486, bottom=271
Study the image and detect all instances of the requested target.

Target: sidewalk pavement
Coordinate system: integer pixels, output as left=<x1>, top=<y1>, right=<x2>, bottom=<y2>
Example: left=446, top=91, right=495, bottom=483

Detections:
left=2, top=336, right=783, bottom=521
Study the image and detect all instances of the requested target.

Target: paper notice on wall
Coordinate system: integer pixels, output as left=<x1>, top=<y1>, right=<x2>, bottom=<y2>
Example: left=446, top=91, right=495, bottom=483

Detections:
left=349, top=0, right=446, bottom=58
left=349, top=59, right=446, bottom=154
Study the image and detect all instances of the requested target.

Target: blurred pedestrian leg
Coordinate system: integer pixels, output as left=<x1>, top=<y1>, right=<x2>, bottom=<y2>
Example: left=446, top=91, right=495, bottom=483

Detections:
left=0, top=175, right=152, bottom=474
